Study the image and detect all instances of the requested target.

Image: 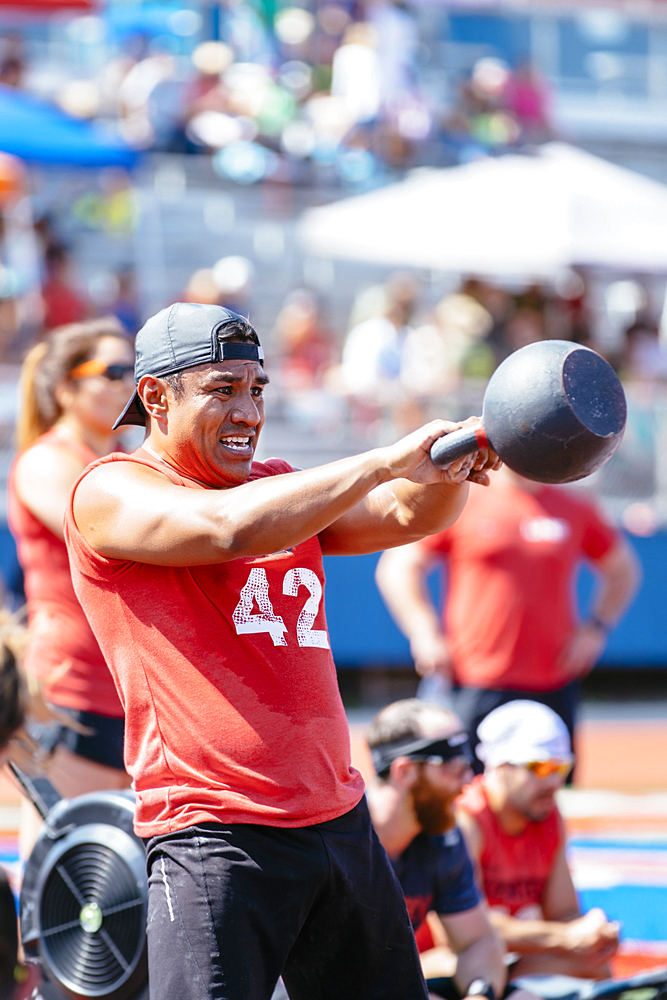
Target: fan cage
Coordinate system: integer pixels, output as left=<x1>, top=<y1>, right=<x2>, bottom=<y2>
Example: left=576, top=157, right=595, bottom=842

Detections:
left=34, top=823, right=147, bottom=1000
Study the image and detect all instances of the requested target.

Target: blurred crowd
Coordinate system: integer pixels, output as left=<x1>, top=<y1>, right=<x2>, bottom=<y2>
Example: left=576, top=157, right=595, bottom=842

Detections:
left=0, top=173, right=666, bottom=441
left=0, top=6, right=555, bottom=187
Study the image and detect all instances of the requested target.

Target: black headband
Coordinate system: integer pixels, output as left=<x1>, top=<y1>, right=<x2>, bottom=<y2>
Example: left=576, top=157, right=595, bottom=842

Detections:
left=370, top=731, right=472, bottom=777
left=216, top=340, right=264, bottom=366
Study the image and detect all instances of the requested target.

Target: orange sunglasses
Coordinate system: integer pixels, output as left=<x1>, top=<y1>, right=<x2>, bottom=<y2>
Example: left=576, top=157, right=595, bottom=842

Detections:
left=524, top=760, right=573, bottom=779
left=70, top=360, right=134, bottom=382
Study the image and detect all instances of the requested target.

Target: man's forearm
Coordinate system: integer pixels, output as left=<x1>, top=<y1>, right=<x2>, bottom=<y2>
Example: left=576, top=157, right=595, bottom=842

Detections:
left=589, top=541, right=641, bottom=627
left=454, top=931, right=506, bottom=1000
left=375, top=546, right=443, bottom=642
left=489, top=911, right=578, bottom=955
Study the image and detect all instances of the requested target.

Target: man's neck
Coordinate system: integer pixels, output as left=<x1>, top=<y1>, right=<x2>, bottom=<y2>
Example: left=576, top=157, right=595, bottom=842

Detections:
left=366, top=781, right=422, bottom=859
left=141, top=437, right=231, bottom=490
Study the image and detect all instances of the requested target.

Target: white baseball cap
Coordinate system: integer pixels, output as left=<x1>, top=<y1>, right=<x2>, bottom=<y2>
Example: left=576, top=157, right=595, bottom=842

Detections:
left=476, top=700, right=573, bottom=769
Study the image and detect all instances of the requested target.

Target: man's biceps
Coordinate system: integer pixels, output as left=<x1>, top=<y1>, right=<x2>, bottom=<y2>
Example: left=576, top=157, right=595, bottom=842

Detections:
left=318, top=503, right=371, bottom=552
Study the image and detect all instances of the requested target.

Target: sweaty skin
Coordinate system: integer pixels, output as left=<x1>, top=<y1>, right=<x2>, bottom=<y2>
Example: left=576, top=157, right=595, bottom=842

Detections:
left=73, top=358, right=501, bottom=565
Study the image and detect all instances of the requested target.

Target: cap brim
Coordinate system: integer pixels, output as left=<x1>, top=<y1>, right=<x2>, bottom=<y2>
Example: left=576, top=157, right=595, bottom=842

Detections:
left=112, top=390, right=146, bottom=430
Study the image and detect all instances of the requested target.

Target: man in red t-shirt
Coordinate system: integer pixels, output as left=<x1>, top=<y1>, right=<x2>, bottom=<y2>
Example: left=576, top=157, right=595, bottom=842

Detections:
left=456, top=700, right=619, bottom=980
left=376, top=466, right=640, bottom=766
left=64, top=302, right=500, bottom=1000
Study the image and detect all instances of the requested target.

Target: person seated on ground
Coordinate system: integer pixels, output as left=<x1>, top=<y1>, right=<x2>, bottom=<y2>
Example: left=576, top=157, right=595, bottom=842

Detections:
left=366, top=699, right=506, bottom=1000
left=456, top=700, right=619, bottom=981
left=0, top=612, right=32, bottom=999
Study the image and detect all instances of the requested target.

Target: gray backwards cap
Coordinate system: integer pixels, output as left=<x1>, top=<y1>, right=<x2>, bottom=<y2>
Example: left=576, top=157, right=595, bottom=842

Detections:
left=113, top=302, right=263, bottom=429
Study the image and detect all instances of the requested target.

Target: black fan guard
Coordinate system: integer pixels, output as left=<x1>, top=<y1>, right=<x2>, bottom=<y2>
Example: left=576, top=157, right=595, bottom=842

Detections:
left=20, top=790, right=148, bottom=1000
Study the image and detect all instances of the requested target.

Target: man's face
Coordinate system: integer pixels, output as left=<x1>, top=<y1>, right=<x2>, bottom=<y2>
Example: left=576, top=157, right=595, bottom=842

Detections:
left=156, top=358, right=269, bottom=487
left=409, top=756, right=472, bottom=835
left=500, top=763, right=567, bottom=823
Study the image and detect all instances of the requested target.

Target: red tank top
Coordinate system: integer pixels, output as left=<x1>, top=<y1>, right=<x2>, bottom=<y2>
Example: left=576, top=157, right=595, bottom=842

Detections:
left=7, top=428, right=123, bottom=718
left=457, top=775, right=561, bottom=915
left=64, top=449, right=364, bottom=837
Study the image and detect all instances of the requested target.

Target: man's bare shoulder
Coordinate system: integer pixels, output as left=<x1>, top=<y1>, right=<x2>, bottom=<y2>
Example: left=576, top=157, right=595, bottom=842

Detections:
left=73, top=460, right=176, bottom=518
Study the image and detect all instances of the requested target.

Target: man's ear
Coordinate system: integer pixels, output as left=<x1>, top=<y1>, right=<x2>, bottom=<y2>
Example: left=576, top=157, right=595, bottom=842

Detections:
left=138, top=375, right=169, bottom=427
left=388, top=756, right=419, bottom=790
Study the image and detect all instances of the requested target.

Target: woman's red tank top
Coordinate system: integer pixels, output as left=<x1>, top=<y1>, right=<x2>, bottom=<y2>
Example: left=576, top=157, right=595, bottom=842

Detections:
left=7, top=427, right=123, bottom=718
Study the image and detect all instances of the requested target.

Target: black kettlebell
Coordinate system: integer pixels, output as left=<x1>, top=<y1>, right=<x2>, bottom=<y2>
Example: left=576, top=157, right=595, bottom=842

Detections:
left=430, top=340, right=627, bottom=484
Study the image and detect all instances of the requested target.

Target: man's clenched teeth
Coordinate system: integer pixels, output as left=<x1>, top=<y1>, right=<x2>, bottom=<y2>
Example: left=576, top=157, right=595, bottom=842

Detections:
left=221, top=436, right=252, bottom=451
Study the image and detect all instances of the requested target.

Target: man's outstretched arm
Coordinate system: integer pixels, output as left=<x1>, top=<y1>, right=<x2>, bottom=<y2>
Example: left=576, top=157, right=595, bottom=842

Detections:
left=73, top=420, right=497, bottom=566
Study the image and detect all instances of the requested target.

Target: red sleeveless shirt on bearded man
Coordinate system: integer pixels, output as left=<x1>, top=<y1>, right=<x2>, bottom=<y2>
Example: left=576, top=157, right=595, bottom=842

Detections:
left=64, top=449, right=364, bottom=839
left=7, top=427, right=123, bottom=718
left=457, top=775, right=561, bottom=916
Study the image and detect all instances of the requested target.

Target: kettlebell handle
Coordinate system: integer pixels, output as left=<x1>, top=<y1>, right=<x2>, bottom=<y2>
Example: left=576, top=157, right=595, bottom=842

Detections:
left=430, top=423, right=490, bottom=469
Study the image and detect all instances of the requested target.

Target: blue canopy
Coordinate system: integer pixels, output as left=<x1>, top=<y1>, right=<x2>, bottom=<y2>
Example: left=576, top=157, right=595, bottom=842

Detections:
left=0, top=85, right=139, bottom=168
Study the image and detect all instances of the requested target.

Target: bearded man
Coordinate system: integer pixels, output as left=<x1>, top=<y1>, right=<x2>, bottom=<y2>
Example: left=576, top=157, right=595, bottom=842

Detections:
left=366, top=699, right=505, bottom=1000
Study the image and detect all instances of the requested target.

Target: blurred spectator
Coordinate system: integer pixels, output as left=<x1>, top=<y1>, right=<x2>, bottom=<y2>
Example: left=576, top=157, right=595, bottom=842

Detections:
left=0, top=55, right=23, bottom=90
left=623, top=317, right=667, bottom=381
left=212, top=255, right=253, bottom=314
left=331, top=22, right=381, bottom=127
left=376, top=466, right=641, bottom=771
left=41, top=244, right=90, bottom=333
left=341, top=271, right=419, bottom=396
left=0, top=156, right=38, bottom=358
left=346, top=281, right=389, bottom=331
left=559, top=271, right=592, bottom=346
left=514, top=282, right=548, bottom=315
left=502, top=60, right=553, bottom=145
left=369, top=0, right=420, bottom=117
left=182, top=268, right=221, bottom=307
left=463, top=279, right=513, bottom=367
left=446, top=58, right=519, bottom=159
left=401, top=290, right=494, bottom=395
left=184, top=42, right=233, bottom=121
left=110, top=266, right=141, bottom=337
left=0, top=280, right=18, bottom=360
left=273, top=288, right=335, bottom=389
left=504, top=307, right=544, bottom=352
left=118, top=49, right=179, bottom=149
left=0, top=34, right=25, bottom=90
left=181, top=257, right=254, bottom=315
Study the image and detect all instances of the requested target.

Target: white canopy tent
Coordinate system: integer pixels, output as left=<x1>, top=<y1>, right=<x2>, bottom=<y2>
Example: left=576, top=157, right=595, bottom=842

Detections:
left=298, top=144, right=667, bottom=278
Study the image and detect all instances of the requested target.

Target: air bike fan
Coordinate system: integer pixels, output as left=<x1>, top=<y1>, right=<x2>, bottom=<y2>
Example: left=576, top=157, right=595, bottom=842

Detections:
left=10, top=765, right=148, bottom=1000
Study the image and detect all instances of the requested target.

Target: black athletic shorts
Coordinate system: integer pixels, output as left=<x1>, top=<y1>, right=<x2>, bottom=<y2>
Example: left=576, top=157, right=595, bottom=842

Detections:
left=27, top=705, right=125, bottom=771
left=144, top=797, right=429, bottom=1000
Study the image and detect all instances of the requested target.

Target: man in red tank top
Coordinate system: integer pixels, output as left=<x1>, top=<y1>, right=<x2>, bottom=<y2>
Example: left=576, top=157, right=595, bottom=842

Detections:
left=456, top=701, right=619, bottom=981
left=64, top=302, right=500, bottom=1000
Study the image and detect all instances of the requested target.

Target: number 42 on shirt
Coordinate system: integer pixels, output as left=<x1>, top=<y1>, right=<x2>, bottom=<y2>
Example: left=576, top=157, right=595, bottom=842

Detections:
left=232, top=567, right=330, bottom=649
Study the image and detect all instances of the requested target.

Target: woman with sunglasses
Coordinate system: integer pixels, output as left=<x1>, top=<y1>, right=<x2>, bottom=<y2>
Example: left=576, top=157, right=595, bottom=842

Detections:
left=8, top=318, right=135, bottom=805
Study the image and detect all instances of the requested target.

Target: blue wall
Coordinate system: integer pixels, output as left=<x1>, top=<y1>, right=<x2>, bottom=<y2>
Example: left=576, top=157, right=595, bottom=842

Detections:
left=322, top=533, right=667, bottom=669
left=1, top=524, right=665, bottom=669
